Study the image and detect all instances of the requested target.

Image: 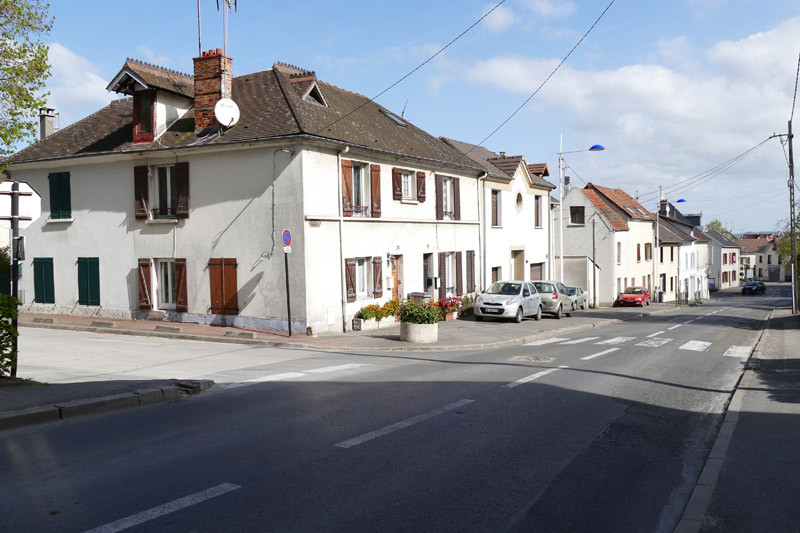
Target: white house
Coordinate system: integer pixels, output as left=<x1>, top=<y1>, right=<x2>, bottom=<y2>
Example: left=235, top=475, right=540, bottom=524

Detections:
left=705, top=230, right=743, bottom=289
left=5, top=52, right=495, bottom=334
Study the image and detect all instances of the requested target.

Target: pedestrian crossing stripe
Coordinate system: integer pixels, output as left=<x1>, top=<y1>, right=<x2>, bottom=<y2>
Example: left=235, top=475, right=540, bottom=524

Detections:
left=524, top=337, right=570, bottom=346
left=596, top=336, right=636, bottom=345
left=723, top=345, right=751, bottom=358
left=679, top=340, right=712, bottom=352
left=636, top=338, right=671, bottom=348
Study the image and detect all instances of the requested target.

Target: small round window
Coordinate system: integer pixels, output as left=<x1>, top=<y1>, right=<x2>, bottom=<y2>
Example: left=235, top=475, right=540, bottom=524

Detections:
left=515, top=193, right=523, bottom=213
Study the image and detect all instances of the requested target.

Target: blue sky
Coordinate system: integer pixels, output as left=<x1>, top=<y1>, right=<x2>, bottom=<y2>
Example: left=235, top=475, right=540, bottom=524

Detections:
left=38, top=0, right=800, bottom=233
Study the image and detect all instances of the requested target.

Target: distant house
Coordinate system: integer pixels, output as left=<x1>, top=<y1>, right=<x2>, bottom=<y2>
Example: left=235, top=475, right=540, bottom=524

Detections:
left=737, top=237, right=784, bottom=282
left=705, top=230, right=743, bottom=289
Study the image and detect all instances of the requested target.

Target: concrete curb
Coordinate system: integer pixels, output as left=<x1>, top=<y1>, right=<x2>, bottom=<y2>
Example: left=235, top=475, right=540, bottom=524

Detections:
left=0, top=380, right=215, bottom=433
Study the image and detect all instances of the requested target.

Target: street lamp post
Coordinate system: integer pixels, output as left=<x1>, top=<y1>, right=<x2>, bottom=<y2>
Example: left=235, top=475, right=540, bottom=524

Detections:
left=557, top=136, right=605, bottom=283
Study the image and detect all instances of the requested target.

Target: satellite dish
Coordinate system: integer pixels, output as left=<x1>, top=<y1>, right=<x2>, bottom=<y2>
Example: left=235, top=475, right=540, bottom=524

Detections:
left=214, top=98, right=240, bottom=127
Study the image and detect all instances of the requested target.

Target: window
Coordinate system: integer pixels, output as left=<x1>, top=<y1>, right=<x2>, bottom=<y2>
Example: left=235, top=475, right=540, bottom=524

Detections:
left=723, top=254, right=728, bottom=265
left=133, top=89, right=155, bottom=143
left=491, top=190, right=501, bottom=226
left=759, top=255, right=763, bottom=263
left=491, top=266, right=501, bottom=283
left=534, top=195, right=542, bottom=227
left=134, top=163, right=189, bottom=220
left=768, top=255, right=772, bottom=264
left=352, top=164, right=370, bottom=216
left=660, top=247, right=664, bottom=264
left=438, top=252, right=462, bottom=298
left=617, top=278, right=622, bottom=295
left=155, top=166, right=179, bottom=218
left=436, top=175, right=460, bottom=220
left=33, top=258, right=55, bottom=304
left=570, top=206, right=585, bottom=225
left=733, top=271, right=737, bottom=281
left=670, top=276, right=674, bottom=291
left=645, top=243, right=652, bottom=261
left=732, top=252, right=737, bottom=262
left=77, top=257, right=100, bottom=306
left=158, top=260, right=177, bottom=307
left=345, top=256, right=382, bottom=302
left=637, top=244, right=641, bottom=262
left=401, top=170, right=416, bottom=200
left=670, top=247, right=674, bottom=262
left=48, top=172, right=71, bottom=219
left=515, top=193, right=523, bottom=213
left=617, top=242, right=621, bottom=265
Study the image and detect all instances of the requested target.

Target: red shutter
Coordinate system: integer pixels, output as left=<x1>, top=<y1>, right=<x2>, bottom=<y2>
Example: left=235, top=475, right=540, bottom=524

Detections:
left=392, top=167, right=402, bottom=200
left=134, top=166, right=149, bottom=219
left=345, top=258, right=356, bottom=302
left=372, top=256, right=383, bottom=297
left=438, top=252, right=446, bottom=300
left=416, top=171, right=426, bottom=202
left=453, top=177, right=461, bottom=220
left=137, top=258, right=152, bottom=310
left=175, top=162, right=190, bottom=218
left=370, top=164, right=381, bottom=218
left=435, top=175, right=444, bottom=220
left=456, top=251, right=463, bottom=296
left=223, top=258, right=238, bottom=315
left=466, top=250, right=475, bottom=293
left=342, top=159, right=353, bottom=217
left=175, top=258, right=188, bottom=312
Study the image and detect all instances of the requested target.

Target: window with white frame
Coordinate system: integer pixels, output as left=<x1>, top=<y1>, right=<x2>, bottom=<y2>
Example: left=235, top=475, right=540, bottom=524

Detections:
left=401, top=170, right=416, bottom=200
left=355, top=257, right=370, bottom=296
left=444, top=252, right=455, bottom=297
left=157, top=259, right=177, bottom=308
left=155, top=166, right=179, bottom=218
left=352, top=163, right=370, bottom=216
left=442, top=177, right=454, bottom=219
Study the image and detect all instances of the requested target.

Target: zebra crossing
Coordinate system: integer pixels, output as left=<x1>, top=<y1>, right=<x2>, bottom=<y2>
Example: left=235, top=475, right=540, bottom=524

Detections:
left=525, top=334, right=753, bottom=358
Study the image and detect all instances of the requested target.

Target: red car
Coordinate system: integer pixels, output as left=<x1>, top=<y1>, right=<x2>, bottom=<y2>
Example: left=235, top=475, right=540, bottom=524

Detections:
left=618, top=286, right=650, bottom=306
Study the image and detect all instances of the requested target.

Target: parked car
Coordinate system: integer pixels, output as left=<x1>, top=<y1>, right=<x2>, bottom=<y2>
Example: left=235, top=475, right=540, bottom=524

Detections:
left=617, top=286, right=650, bottom=306
left=532, top=280, right=574, bottom=319
left=567, top=286, right=587, bottom=310
left=741, top=281, right=766, bottom=295
left=474, top=281, right=542, bottom=322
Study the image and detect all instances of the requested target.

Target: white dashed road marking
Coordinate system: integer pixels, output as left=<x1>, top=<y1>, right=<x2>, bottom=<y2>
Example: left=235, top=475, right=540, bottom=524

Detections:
left=335, top=399, right=474, bottom=449
left=647, top=331, right=666, bottom=338
left=85, top=483, right=241, bottom=533
left=680, top=340, right=712, bottom=352
left=246, top=372, right=305, bottom=382
left=596, top=336, right=635, bottom=346
left=636, top=338, right=672, bottom=348
left=724, top=345, right=751, bottom=358
left=560, top=337, right=601, bottom=345
left=524, top=338, right=570, bottom=346
left=503, top=366, right=570, bottom=388
left=580, top=348, right=619, bottom=361
left=668, top=324, right=682, bottom=330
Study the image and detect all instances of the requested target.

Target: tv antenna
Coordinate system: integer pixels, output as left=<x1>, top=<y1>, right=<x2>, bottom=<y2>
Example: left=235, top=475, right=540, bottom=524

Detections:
left=217, top=0, right=237, bottom=57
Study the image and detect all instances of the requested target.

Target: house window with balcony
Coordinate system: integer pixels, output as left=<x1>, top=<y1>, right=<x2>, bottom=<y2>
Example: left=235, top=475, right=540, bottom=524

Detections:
left=352, top=163, right=371, bottom=216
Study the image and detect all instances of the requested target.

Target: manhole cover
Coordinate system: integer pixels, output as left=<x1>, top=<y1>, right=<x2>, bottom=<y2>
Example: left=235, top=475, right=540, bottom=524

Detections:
left=511, top=355, right=555, bottom=363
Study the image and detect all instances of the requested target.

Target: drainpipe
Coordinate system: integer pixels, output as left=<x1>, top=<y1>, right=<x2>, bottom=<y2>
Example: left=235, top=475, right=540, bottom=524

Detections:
left=478, top=171, right=488, bottom=291
left=337, top=146, right=350, bottom=332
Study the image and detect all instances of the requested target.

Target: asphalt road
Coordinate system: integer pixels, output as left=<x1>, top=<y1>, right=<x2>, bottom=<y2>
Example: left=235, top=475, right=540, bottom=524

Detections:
left=0, top=288, right=785, bottom=532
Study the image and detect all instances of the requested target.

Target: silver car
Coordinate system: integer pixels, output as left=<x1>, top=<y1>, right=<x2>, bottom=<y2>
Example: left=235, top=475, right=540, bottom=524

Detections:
left=474, top=281, right=542, bottom=322
left=533, top=280, right=574, bottom=319
left=567, top=286, right=587, bottom=310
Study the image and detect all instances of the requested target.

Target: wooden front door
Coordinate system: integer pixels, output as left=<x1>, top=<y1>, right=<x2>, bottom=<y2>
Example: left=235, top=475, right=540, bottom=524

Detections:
left=392, top=255, right=403, bottom=301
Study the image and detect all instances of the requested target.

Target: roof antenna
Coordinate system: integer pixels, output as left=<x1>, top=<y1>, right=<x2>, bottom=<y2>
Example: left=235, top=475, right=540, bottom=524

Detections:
left=401, top=99, right=408, bottom=119
left=197, top=0, right=202, bottom=56
left=217, top=0, right=237, bottom=57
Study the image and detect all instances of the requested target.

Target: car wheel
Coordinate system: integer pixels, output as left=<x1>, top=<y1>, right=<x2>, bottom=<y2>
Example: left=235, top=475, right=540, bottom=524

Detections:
left=475, top=315, right=484, bottom=321
left=646, top=299, right=650, bottom=306
left=566, top=303, right=574, bottom=317
left=534, top=306, right=542, bottom=321
left=554, top=305, right=562, bottom=319
left=581, top=302, right=586, bottom=310
left=514, top=307, right=523, bottom=323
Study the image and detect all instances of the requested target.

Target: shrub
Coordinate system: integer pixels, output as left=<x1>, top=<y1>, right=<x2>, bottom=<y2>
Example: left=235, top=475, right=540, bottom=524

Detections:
left=400, top=300, right=441, bottom=324
left=0, top=294, right=20, bottom=377
left=355, top=304, right=384, bottom=321
left=381, top=299, right=400, bottom=318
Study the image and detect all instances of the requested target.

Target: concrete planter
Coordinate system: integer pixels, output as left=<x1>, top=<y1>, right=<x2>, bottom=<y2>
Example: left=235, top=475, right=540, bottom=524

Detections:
left=400, top=322, right=438, bottom=343
left=352, top=317, right=378, bottom=331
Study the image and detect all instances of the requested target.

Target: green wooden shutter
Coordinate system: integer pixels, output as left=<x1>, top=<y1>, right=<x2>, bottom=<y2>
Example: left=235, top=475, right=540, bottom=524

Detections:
left=78, top=257, right=100, bottom=306
left=48, top=172, right=71, bottom=219
left=33, top=258, right=55, bottom=304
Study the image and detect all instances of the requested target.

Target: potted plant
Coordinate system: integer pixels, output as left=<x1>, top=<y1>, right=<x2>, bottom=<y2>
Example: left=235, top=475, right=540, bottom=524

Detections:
left=399, top=300, right=440, bottom=343
left=437, top=297, right=462, bottom=320
left=352, top=304, right=383, bottom=331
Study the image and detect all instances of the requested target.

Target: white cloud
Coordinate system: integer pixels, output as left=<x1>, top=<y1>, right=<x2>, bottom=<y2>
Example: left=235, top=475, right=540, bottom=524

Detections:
left=136, top=45, right=172, bottom=66
left=45, top=43, right=117, bottom=128
left=484, top=4, right=516, bottom=32
left=522, top=0, right=576, bottom=19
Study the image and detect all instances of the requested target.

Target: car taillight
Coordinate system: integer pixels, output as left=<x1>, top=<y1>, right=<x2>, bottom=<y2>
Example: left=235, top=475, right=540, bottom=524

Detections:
left=553, top=292, right=558, bottom=300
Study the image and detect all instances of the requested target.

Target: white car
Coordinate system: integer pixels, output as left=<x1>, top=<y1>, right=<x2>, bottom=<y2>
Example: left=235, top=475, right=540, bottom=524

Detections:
left=474, top=281, right=543, bottom=322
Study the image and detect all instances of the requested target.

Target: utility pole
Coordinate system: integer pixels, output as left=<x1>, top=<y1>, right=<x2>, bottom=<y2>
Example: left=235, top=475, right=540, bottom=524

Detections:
left=789, top=120, right=797, bottom=314
left=592, top=217, right=597, bottom=308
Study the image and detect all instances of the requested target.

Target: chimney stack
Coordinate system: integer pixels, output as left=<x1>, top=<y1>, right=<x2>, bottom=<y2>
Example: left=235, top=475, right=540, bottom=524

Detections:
left=39, top=108, right=56, bottom=140
left=193, top=48, right=232, bottom=131
left=499, top=151, right=506, bottom=158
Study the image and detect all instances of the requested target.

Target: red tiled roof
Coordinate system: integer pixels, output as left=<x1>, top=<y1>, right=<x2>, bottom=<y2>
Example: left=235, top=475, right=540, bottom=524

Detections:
left=588, top=183, right=655, bottom=220
left=583, top=189, right=628, bottom=231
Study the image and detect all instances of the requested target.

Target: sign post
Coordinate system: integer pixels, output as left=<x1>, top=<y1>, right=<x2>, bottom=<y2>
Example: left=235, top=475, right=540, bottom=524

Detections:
left=283, top=230, right=292, bottom=336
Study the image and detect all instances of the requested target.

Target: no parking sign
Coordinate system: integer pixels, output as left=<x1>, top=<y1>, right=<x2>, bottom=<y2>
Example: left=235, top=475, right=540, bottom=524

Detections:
left=282, top=229, right=292, bottom=253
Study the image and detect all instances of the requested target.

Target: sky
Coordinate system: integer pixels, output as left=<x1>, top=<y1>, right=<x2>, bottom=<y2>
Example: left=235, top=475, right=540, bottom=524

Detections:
left=29, top=0, right=800, bottom=234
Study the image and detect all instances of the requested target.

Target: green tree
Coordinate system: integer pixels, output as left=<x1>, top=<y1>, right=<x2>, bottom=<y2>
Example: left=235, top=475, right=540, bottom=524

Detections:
left=0, top=0, right=53, bottom=168
left=704, top=219, right=727, bottom=234
left=774, top=202, right=800, bottom=268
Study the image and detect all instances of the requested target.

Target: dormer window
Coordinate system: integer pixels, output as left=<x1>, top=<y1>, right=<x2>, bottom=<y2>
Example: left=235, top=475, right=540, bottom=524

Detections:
left=302, top=81, right=328, bottom=107
left=133, top=89, right=155, bottom=143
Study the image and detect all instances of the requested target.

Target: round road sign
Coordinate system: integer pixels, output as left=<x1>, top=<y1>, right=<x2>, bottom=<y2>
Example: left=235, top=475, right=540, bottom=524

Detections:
left=282, top=229, right=292, bottom=246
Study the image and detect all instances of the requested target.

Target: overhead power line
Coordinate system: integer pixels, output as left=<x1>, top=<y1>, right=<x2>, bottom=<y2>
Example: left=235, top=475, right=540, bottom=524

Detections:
left=792, top=51, right=800, bottom=121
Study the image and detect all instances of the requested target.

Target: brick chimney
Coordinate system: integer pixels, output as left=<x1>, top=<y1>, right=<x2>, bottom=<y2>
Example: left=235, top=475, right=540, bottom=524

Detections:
left=193, top=48, right=232, bottom=132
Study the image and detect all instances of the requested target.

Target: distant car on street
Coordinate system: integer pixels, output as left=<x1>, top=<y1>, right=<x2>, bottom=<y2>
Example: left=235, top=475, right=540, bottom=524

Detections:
left=567, top=286, right=587, bottom=310
left=474, top=281, right=542, bottom=322
left=617, top=286, right=650, bottom=307
left=741, top=281, right=766, bottom=295
left=533, top=280, right=574, bottom=319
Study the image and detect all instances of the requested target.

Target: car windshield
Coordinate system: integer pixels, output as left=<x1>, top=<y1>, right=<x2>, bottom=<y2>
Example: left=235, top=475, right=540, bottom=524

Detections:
left=567, top=288, right=576, bottom=295
left=624, top=288, right=643, bottom=294
left=745, top=282, right=757, bottom=287
left=486, top=282, right=522, bottom=295
left=534, top=282, right=554, bottom=293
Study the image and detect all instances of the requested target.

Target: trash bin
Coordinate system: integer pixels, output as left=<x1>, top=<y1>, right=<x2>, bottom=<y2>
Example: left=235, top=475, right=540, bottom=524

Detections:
left=657, top=291, right=664, bottom=303
left=408, top=292, right=432, bottom=303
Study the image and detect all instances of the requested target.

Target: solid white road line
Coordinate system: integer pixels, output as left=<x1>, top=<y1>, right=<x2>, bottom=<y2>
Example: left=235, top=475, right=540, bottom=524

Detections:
left=580, top=348, right=619, bottom=361
left=724, top=345, right=751, bottom=358
left=85, top=483, right=241, bottom=533
left=560, top=337, right=601, bottom=345
left=646, top=331, right=666, bottom=338
left=524, top=337, right=570, bottom=346
left=596, top=336, right=635, bottom=345
left=636, top=338, right=672, bottom=348
left=335, top=399, right=474, bottom=449
left=668, top=324, right=682, bottom=330
left=245, top=372, right=305, bottom=382
left=680, top=340, right=712, bottom=352
left=307, top=364, right=368, bottom=373
left=503, top=366, right=570, bottom=389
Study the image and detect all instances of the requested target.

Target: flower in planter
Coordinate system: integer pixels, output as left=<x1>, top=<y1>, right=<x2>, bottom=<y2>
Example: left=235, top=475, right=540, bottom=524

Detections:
left=438, top=297, right=463, bottom=314
left=355, top=304, right=385, bottom=321
left=400, top=300, right=441, bottom=324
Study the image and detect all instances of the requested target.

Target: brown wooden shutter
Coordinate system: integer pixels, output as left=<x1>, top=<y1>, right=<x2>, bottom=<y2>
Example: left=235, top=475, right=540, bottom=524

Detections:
left=134, top=166, right=149, bottom=219
left=453, top=177, right=461, bottom=220
left=438, top=252, right=446, bottom=300
left=345, top=258, right=356, bottom=302
left=175, top=258, right=188, bottom=312
left=223, top=258, right=238, bottom=315
left=435, top=175, right=444, bottom=220
left=416, top=171, right=426, bottom=202
left=370, top=164, right=381, bottom=218
left=342, top=159, right=353, bottom=217
left=137, top=258, right=152, bottom=310
left=372, top=256, right=383, bottom=297
left=175, top=162, right=190, bottom=218
left=456, top=251, right=463, bottom=296
left=209, top=258, right=224, bottom=314
left=491, top=190, right=499, bottom=226
left=392, top=167, right=402, bottom=200
left=466, top=250, right=475, bottom=293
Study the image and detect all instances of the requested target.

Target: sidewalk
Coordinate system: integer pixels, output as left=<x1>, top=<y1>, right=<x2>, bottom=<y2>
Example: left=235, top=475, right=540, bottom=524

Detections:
left=676, top=306, right=800, bottom=532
